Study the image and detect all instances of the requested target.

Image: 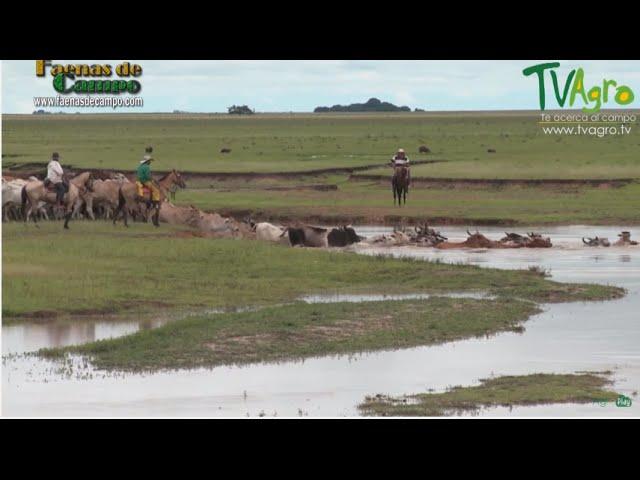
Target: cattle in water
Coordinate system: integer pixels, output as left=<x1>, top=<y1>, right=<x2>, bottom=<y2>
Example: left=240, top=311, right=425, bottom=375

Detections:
left=437, top=230, right=552, bottom=249
left=286, top=225, right=363, bottom=248
left=327, top=225, right=364, bottom=247
left=582, top=236, right=610, bottom=247
left=613, top=231, right=638, bottom=246
left=252, top=221, right=290, bottom=246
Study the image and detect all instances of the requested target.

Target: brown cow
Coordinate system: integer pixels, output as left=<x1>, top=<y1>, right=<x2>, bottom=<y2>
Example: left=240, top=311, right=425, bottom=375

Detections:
left=613, top=231, right=638, bottom=246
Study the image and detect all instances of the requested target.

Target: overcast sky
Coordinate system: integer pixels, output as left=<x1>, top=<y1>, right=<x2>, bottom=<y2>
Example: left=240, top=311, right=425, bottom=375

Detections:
left=2, top=60, right=639, bottom=113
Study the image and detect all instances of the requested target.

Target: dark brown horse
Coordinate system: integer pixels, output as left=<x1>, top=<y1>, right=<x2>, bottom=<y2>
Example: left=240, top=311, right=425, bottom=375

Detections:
left=392, top=166, right=409, bottom=206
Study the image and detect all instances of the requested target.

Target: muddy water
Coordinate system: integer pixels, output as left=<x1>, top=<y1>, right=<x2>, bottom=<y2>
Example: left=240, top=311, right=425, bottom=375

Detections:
left=3, top=225, right=639, bottom=417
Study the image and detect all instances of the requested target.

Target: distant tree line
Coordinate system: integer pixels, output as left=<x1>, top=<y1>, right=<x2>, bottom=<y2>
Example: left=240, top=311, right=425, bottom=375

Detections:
left=228, top=105, right=255, bottom=115
left=314, top=97, right=414, bottom=113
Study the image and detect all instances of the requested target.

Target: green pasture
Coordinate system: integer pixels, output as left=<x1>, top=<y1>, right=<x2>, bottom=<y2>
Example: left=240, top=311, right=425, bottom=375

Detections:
left=3, top=111, right=639, bottom=178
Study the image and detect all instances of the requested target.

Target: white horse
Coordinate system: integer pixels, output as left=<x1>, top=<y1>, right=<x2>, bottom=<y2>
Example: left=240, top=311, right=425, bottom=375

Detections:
left=2, top=177, right=48, bottom=221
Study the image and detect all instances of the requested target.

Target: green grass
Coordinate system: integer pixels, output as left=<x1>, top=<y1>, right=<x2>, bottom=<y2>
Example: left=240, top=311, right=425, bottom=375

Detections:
left=2, top=222, right=623, bottom=319
left=41, top=297, right=539, bottom=371
left=3, top=111, right=640, bottom=177
left=175, top=176, right=640, bottom=225
left=358, top=373, right=620, bottom=416
left=6, top=111, right=639, bottom=225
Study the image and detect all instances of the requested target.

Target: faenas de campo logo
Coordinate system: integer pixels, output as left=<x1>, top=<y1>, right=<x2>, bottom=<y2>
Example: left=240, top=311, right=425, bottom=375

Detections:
left=35, top=60, right=143, bottom=95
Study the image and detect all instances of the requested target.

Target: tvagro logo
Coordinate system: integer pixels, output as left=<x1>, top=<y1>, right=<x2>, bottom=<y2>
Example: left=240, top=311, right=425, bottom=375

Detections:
left=36, top=60, right=143, bottom=95
left=523, top=62, right=635, bottom=113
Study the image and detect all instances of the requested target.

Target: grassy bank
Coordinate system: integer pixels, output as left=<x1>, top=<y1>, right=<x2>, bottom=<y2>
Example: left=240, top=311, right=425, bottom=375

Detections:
left=41, top=297, right=540, bottom=372
left=2, top=222, right=623, bottom=320
left=177, top=175, right=640, bottom=226
left=3, top=112, right=639, bottom=177
left=358, top=373, right=620, bottom=416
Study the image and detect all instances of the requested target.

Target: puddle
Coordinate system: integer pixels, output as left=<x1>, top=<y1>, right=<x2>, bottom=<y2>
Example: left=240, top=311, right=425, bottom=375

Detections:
left=300, top=292, right=491, bottom=303
left=3, top=225, right=640, bottom=417
left=2, top=315, right=173, bottom=357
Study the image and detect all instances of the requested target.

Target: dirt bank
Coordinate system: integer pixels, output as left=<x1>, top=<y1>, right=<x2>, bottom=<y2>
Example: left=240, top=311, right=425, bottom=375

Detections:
left=212, top=208, right=523, bottom=227
left=2, top=159, right=444, bottom=181
left=349, top=174, right=637, bottom=189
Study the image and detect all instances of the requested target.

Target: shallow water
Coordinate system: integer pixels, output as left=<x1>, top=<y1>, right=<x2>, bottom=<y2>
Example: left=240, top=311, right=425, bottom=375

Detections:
left=300, top=292, right=491, bottom=303
left=3, top=225, right=640, bottom=417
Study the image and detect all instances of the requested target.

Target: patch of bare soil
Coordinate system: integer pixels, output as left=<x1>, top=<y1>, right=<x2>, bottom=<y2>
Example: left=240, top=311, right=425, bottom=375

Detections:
left=205, top=316, right=393, bottom=354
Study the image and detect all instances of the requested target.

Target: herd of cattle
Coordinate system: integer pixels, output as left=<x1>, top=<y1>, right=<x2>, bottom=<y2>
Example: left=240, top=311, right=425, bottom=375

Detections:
left=3, top=171, right=638, bottom=249
left=241, top=221, right=638, bottom=249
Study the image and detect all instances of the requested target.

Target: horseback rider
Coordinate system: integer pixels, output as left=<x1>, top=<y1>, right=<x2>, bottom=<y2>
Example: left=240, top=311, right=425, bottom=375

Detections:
left=136, top=146, right=161, bottom=205
left=390, top=148, right=410, bottom=185
left=45, top=152, right=68, bottom=206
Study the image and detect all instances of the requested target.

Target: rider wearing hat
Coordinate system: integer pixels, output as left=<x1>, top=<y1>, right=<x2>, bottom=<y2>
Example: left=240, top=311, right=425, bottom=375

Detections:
left=390, top=148, right=411, bottom=184
left=136, top=146, right=161, bottom=203
left=45, top=152, right=68, bottom=206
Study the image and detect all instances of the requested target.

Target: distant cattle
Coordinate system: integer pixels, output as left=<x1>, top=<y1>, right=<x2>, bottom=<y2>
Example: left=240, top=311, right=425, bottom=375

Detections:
left=220, top=148, right=232, bottom=154
left=487, top=148, right=496, bottom=153
left=418, top=145, right=431, bottom=154
left=286, top=225, right=363, bottom=248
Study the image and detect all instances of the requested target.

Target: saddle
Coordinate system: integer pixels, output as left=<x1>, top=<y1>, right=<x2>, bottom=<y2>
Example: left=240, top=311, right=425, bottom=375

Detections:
left=44, top=179, right=69, bottom=192
left=136, top=184, right=159, bottom=206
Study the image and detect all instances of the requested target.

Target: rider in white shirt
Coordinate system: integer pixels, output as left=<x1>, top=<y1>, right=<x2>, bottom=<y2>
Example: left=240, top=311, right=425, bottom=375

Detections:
left=45, top=152, right=67, bottom=205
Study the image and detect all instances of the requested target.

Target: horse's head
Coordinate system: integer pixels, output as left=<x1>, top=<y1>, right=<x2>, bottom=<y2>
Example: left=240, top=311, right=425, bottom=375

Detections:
left=85, top=173, right=95, bottom=192
left=71, top=172, right=94, bottom=191
left=172, top=169, right=187, bottom=189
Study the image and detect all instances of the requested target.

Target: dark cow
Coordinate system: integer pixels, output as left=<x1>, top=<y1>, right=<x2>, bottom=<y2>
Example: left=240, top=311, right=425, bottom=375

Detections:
left=418, top=145, right=431, bottom=154
left=287, top=227, right=307, bottom=247
left=220, top=148, right=232, bottom=154
left=286, top=225, right=363, bottom=248
left=327, top=226, right=364, bottom=247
